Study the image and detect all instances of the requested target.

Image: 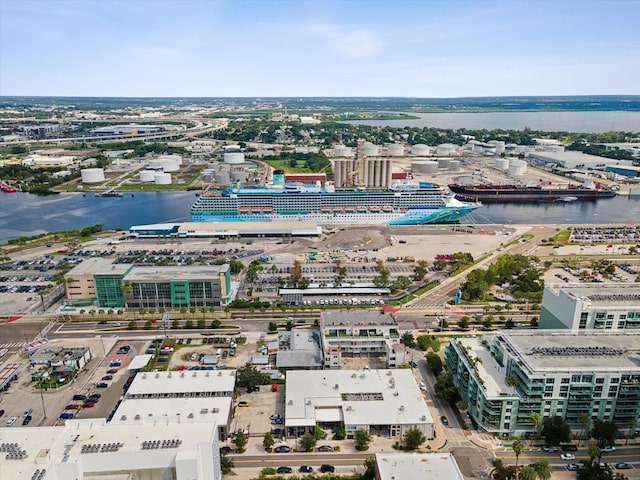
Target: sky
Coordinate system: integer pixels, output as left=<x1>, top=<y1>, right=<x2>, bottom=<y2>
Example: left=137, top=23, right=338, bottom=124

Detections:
left=1, top=0, right=639, bottom=98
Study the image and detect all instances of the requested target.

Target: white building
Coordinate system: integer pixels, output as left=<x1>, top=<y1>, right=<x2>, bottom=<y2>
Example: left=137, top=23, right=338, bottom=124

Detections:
left=539, top=283, right=640, bottom=330
left=0, top=418, right=221, bottom=480
left=527, top=151, right=618, bottom=169
left=111, top=369, right=236, bottom=441
left=375, top=453, right=464, bottom=480
left=284, top=369, right=434, bottom=439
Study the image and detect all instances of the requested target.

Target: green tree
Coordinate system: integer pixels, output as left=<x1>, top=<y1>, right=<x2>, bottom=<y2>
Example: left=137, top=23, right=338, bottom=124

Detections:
left=403, top=427, right=426, bottom=450
left=491, top=459, right=516, bottom=480
left=519, top=465, right=537, bottom=480
left=262, top=432, right=275, bottom=451
left=185, top=319, right=194, bottom=329
left=425, top=352, right=443, bottom=376
left=542, top=416, right=571, bottom=446
left=512, top=438, right=524, bottom=479
left=299, top=432, right=317, bottom=452
left=233, top=431, right=248, bottom=453
left=579, top=413, right=591, bottom=446
left=127, top=320, right=137, bottom=329
left=590, top=419, right=618, bottom=447
left=457, top=316, right=470, bottom=330
left=268, top=321, right=278, bottom=333
left=531, top=460, right=551, bottom=480
left=530, top=413, right=542, bottom=440
left=361, top=456, right=376, bottom=480
left=401, top=331, right=416, bottom=348
left=236, top=363, right=269, bottom=389
left=332, top=424, right=346, bottom=440
left=197, top=318, right=206, bottom=329
left=354, top=428, right=372, bottom=451
left=209, top=319, right=221, bottom=329
left=220, top=452, right=234, bottom=474
left=434, top=372, right=459, bottom=404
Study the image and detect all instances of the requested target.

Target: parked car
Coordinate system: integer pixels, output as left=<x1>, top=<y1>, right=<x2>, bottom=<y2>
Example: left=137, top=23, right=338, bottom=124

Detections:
left=22, top=415, right=32, bottom=425
left=101, top=375, right=113, bottom=381
left=410, top=361, right=418, bottom=368
left=270, top=428, right=283, bottom=436
left=440, top=415, right=449, bottom=426
left=542, top=446, right=558, bottom=452
left=320, top=464, right=336, bottom=473
left=271, top=383, right=278, bottom=392
left=83, top=401, right=95, bottom=408
left=96, top=383, right=108, bottom=388
left=238, top=401, right=250, bottom=407
left=73, top=394, right=87, bottom=401
left=566, top=464, right=581, bottom=471
left=276, top=467, right=292, bottom=474
left=299, top=466, right=313, bottom=473
left=65, top=404, right=81, bottom=410
left=600, top=445, right=616, bottom=453
left=23, top=408, right=33, bottom=417
left=59, top=412, right=75, bottom=420
left=6, top=416, right=18, bottom=426
left=106, top=369, right=118, bottom=374
left=561, top=453, right=576, bottom=461
left=317, top=445, right=334, bottom=452
left=561, top=444, right=578, bottom=452
left=615, top=463, right=632, bottom=470
left=88, top=393, right=101, bottom=400
left=273, top=445, right=291, bottom=453
left=0, top=409, right=5, bottom=417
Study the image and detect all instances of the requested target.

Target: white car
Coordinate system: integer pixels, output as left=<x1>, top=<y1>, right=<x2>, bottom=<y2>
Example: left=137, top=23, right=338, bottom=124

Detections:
left=6, top=416, right=18, bottom=426
left=600, top=445, right=616, bottom=453
left=561, top=453, right=576, bottom=461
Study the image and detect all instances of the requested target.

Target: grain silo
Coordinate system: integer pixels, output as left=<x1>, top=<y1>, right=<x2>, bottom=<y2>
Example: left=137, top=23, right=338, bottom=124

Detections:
left=363, top=142, right=379, bottom=156
left=81, top=168, right=105, bottom=184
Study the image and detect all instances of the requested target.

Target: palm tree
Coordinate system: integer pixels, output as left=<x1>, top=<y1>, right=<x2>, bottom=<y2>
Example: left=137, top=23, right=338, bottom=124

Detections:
left=627, top=417, right=637, bottom=445
left=531, top=460, right=551, bottom=480
left=512, top=438, right=524, bottom=480
left=530, top=413, right=542, bottom=445
left=579, top=413, right=590, bottom=446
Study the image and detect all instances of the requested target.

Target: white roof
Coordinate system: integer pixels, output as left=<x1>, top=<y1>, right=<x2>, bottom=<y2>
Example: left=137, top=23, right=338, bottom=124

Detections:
left=127, top=354, right=153, bottom=370
left=0, top=418, right=219, bottom=480
left=127, top=369, right=236, bottom=395
left=111, top=396, right=232, bottom=426
left=375, top=453, right=464, bottom=480
left=285, top=369, right=432, bottom=428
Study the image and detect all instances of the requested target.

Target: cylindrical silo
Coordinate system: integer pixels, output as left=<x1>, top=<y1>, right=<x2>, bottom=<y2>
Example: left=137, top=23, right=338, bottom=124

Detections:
left=333, top=145, right=351, bottom=157
left=507, top=159, right=527, bottom=176
left=215, top=172, right=230, bottom=185
left=224, top=152, right=245, bottom=164
left=363, top=142, right=379, bottom=156
left=230, top=170, right=247, bottom=182
left=411, top=144, right=430, bottom=155
left=81, top=168, right=105, bottom=184
left=154, top=172, right=172, bottom=185
left=387, top=144, right=404, bottom=156
left=448, top=160, right=461, bottom=171
left=147, top=159, right=164, bottom=170
left=436, top=143, right=458, bottom=156
left=495, top=158, right=510, bottom=171
left=412, top=159, right=438, bottom=174
left=437, top=158, right=451, bottom=169
left=139, top=170, right=156, bottom=182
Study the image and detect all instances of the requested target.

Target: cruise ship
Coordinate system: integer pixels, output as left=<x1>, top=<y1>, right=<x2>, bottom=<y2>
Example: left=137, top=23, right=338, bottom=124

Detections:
left=190, top=181, right=480, bottom=226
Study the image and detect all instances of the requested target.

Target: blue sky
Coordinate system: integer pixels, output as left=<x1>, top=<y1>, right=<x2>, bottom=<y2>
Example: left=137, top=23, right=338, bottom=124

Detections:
left=1, top=0, right=639, bottom=97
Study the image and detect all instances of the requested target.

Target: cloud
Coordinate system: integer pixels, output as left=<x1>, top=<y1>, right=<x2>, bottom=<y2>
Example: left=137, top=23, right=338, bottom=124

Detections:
left=305, top=23, right=380, bottom=58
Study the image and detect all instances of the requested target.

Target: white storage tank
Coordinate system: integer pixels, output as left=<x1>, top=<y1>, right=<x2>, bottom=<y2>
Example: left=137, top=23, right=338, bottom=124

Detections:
left=488, top=140, right=505, bottom=155
left=81, top=168, right=105, bottom=184
left=436, top=143, right=458, bottom=156
left=230, top=170, right=247, bottom=182
left=448, top=160, right=461, bottom=171
left=333, top=145, right=351, bottom=157
left=437, top=158, right=451, bottom=169
left=224, top=152, right=245, bottom=164
left=154, top=172, right=172, bottom=185
left=363, top=142, right=379, bottom=156
left=387, top=144, right=404, bottom=156
left=411, top=144, right=430, bottom=155
left=495, top=158, right=510, bottom=171
left=139, top=170, right=156, bottom=182
left=412, top=159, right=438, bottom=174
left=147, top=159, right=165, bottom=170
left=507, top=159, right=527, bottom=176
left=215, top=172, right=230, bottom=185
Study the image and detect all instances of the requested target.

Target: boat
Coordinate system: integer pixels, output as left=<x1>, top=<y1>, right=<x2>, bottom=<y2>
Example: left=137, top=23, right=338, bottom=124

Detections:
left=95, top=191, right=124, bottom=198
left=1, top=182, right=17, bottom=193
left=190, top=181, right=481, bottom=225
left=448, top=179, right=616, bottom=203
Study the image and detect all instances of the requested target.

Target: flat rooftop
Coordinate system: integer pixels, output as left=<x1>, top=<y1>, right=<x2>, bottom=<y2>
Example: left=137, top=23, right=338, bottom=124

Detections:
left=125, top=264, right=229, bottom=282
left=285, top=369, right=432, bottom=428
left=548, top=283, right=640, bottom=305
left=68, top=258, right=130, bottom=276
left=180, top=221, right=321, bottom=236
left=126, top=369, right=236, bottom=395
left=375, top=453, right=464, bottom=480
left=111, top=396, right=232, bottom=425
left=321, top=309, right=398, bottom=328
left=529, top=151, right=617, bottom=164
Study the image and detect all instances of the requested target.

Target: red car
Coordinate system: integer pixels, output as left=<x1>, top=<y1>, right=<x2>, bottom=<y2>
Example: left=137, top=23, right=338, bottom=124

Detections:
left=65, top=404, right=81, bottom=410
left=83, top=401, right=95, bottom=408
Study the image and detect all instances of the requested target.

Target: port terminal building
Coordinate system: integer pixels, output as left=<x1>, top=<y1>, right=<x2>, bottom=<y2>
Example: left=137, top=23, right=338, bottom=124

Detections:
left=444, top=330, right=640, bottom=436
left=284, top=369, right=434, bottom=439
left=128, top=221, right=322, bottom=238
left=539, top=283, right=640, bottom=331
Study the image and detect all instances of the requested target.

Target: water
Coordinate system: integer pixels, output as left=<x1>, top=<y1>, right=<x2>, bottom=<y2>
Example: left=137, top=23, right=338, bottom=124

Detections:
left=1, top=191, right=639, bottom=242
left=346, top=111, right=640, bottom=132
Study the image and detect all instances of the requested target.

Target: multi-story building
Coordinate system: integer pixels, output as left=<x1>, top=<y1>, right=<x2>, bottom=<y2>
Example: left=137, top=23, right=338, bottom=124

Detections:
left=375, top=453, right=464, bottom=480
left=539, top=283, right=640, bottom=331
left=65, top=261, right=231, bottom=309
left=284, top=369, right=434, bottom=439
left=445, top=330, right=640, bottom=436
left=318, top=309, right=406, bottom=368
left=121, top=265, right=231, bottom=308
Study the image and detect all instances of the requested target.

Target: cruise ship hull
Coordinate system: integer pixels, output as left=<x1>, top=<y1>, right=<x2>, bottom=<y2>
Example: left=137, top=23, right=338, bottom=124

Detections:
left=190, top=182, right=481, bottom=226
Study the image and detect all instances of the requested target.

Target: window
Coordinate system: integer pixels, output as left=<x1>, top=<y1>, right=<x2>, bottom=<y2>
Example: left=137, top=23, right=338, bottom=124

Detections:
left=596, top=378, right=604, bottom=384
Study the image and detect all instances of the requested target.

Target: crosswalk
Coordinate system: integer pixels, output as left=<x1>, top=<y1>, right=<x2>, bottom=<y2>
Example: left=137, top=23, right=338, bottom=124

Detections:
left=402, top=303, right=444, bottom=310
left=0, top=342, right=27, bottom=349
